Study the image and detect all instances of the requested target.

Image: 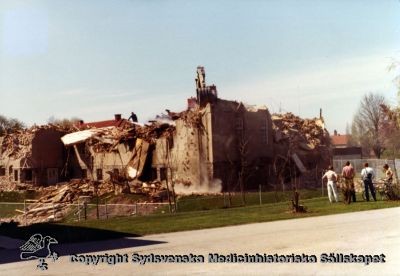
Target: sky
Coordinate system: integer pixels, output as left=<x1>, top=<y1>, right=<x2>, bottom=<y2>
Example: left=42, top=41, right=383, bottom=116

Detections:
left=0, top=0, right=399, bottom=134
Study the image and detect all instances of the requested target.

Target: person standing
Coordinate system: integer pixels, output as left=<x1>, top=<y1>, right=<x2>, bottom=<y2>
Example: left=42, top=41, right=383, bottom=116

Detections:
left=382, top=164, right=396, bottom=200
left=383, top=164, right=393, bottom=185
left=361, top=163, right=376, bottom=201
left=128, top=112, right=138, bottom=123
left=322, top=165, right=339, bottom=203
left=341, top=161, right=355, bottom=204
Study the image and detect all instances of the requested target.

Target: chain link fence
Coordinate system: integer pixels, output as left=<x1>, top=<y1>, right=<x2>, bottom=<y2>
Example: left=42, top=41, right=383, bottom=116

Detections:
left=0, top=201, right=170, bottom=225
left=332, top=159, right=399, bottom=181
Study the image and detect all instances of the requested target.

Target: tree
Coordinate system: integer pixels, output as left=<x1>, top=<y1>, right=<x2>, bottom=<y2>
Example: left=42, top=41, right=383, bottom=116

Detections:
left=47, top=116, right=81, bottom=129
left=351, top=93, right=387, bottom=158
left=0, top=115, right=25, bottom=136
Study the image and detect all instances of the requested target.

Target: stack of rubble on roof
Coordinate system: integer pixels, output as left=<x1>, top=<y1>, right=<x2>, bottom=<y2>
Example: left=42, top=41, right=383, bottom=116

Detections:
left=63, top=121, right=176, bottom=151
left=0, top=129, right=34, bottom=159
left=132, top=121, right=175, bottom=144
left=271, top=112, right=331, bottom=188
left=0, top=124, right=73, bottom=159
left=168, top=108, right=203, bottom=127
left=271, top=112, right=330, bottom=152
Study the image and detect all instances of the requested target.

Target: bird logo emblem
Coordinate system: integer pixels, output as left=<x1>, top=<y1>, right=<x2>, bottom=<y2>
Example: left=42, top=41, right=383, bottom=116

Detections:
left=19, top=233, right=59, bottom=270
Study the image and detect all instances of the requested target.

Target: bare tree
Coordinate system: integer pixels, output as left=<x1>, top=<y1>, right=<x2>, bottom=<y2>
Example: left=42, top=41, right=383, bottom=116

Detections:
left=47, top=116, right=82, bottom=129
left=0, top=114, right=25, bottom=136
left=238, top=139, right=249, bottom=205
left=379, top=104, right=400, bottom=158
left=351, top=93, right=387, bottom=158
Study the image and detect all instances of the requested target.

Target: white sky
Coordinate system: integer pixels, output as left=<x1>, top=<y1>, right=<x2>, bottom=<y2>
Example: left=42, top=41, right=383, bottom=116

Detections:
left=0, top=0, right=399, bottom=133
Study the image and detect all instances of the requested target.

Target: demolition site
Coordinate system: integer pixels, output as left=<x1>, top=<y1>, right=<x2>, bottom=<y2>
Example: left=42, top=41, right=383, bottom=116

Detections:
left=0, top=67, right=332, bottom=224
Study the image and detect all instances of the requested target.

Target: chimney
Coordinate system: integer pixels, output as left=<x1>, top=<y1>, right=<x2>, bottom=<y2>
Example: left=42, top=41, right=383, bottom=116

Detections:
left=334, top=130, right=337, bottom=136
left=114, top=114, right=122, bottom=121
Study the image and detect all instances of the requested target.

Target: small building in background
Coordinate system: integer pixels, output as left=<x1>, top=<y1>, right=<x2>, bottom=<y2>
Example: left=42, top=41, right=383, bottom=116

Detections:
left=331, top=130, right=362, bottom=160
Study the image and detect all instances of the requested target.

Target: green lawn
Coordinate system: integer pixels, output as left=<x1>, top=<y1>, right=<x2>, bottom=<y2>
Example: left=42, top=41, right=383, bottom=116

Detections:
left=175, top=189, right=323, bottom=212
left=70, top=197, right=400, bottom=236
left=1, top=196, right=399, bottom=243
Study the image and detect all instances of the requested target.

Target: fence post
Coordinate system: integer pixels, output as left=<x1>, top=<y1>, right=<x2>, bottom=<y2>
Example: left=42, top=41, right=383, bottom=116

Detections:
left=105, top=199, right=108, bottom=219
left=96, top=196, right=99, bottom=220
left=78, top=198, right=81, bottom=222
left=52, top=203, right=55, bottom=221
left=84, top=202, right=87, bottom=221
left=24, top=200, right=27, bottom=226
left=135, top=202, right=138, bottom=216
left=259, top=184, right=262, bottom=205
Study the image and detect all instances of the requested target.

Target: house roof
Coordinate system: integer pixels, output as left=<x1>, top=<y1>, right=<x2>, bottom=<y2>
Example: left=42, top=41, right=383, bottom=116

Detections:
left=80, top=119, right=124, bottom=128
left=78, top=119, right=132, bottom=129
left=330, top=134, right=349, bottom=146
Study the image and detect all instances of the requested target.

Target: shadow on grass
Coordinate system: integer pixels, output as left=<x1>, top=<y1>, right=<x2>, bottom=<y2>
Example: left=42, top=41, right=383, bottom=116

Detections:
left=0, top=221, right=166, bottom=265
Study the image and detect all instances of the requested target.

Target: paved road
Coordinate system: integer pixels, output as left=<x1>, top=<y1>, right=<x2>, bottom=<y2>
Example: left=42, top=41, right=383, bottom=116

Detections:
left=1, top=207, right=399, bottom=275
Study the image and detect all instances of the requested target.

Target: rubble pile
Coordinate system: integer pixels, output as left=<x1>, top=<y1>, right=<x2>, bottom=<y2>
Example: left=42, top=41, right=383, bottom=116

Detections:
left=85, top=127, right=133, bottom=152
left=133, top=122, right=175, bottom=144
left=272, top=113, right=330, bottom=152
left=0, top=177, right=35, bottom=192
left=0, top=176, right=17, bottom=191
left=167, top=108, right=203, bottom=128
left=68, top=122, right=176, bottom=152
left=0, top=131, right=34, bottom=159
left=0, top=178, right=167, bottom=224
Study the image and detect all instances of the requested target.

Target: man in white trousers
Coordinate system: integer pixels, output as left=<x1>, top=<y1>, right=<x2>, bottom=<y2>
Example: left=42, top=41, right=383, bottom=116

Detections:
left=322, top=165, right=339, bottom=203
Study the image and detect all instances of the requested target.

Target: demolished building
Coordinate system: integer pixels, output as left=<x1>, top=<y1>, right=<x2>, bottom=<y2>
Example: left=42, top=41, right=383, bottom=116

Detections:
left=61, top=115, right=174, bottom=187
left=0, top=126, right=66, bottom=186
left=152, top=67, right=275, bottom=193
left=153, top=67, right=331, bottom=192
left=1, top=67, right=332, bottom=194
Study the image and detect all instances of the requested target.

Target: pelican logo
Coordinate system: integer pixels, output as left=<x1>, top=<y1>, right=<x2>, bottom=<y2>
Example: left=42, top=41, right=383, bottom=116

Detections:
left=19, top=234, right=59, bottom=270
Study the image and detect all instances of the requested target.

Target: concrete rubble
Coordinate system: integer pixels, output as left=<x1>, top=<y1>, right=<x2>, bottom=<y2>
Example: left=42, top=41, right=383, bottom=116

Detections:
left=271, top=112, right=331, bottom=188
left=271, top=112, right=329, bottom=151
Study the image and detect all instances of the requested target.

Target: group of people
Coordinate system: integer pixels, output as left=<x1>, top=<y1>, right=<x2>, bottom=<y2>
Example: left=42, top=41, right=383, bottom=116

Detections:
left=322, top=161, right=394, bottom=204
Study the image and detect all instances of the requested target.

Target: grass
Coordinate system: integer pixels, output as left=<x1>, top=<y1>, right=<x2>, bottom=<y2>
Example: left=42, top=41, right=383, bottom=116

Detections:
left=175, top=189, right=322, bottom=212
left=1, top=195, right=399, bottom=243
left=0, top=190, right=38, bottom=202
left=70, top=197, right=400, bottom=236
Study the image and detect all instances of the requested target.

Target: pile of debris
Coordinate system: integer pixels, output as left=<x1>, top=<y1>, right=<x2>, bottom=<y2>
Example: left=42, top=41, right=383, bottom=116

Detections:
left=0, top=130, right=34, bottom=159
left=0, top=177, right=34, bottom=192
left=271, top=113, right=331, bottom=188
left=62, top=121, right=175, bottom=153
left=133, top=122, right=175, bottom=144
left=1, top=178, right=168, bottom=224
left=165, top=108, right=204, bottom=128
left=272, top=112, right=330, bottom=152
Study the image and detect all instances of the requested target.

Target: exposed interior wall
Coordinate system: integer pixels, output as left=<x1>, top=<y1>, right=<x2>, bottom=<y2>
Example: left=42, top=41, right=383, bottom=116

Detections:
left=66, top=138, right=153, bottom=183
